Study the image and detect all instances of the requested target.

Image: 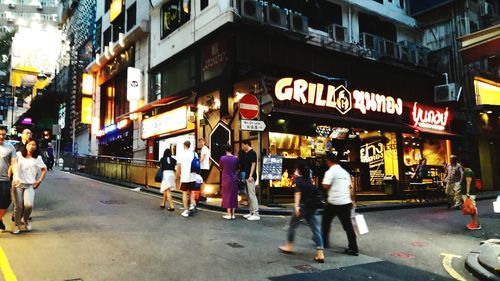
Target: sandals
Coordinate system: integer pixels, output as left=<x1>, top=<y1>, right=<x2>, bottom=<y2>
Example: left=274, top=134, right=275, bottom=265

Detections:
left=167, top=207, right=175, bottom=212
left=278, top=246, right=294, bottom=254
left=160, top=205, right=165, bottom=209
left=314, top=257, right=325, bottom=263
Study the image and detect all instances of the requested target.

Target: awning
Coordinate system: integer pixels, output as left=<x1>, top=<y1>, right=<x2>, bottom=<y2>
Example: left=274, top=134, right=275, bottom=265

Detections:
left=459, top=24, right=500, bottom=64
left=86, top=21, right=149, bottom=74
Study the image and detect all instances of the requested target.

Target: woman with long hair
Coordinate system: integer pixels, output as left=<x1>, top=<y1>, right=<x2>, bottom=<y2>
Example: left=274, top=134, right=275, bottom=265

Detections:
left=13, top=138, right=46, bottom=234
left=279, top=159, right=325, bottom=263
left=160, top=148, right=176, bottom=211
left=220, top=145, right=239, bottom=219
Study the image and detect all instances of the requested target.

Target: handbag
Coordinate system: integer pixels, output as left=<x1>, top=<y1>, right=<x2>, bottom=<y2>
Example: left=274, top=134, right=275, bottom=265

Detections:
left=462, top=197, right=477, bottom=216
left=475, top=179, right=482, bottom=190
left=154, top=168, right=163, bottom=183
left=351, top=211, right=369, bottom=236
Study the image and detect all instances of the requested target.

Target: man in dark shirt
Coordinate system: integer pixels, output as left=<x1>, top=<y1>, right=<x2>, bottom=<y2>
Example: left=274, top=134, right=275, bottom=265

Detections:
left=241, top=140, right=259, bottom=221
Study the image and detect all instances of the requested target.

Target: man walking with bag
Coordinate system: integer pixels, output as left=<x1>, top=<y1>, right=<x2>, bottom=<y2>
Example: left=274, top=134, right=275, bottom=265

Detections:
left=176, top=140, right=199, bottom=217
left=321, top=153, right=358, bottom=256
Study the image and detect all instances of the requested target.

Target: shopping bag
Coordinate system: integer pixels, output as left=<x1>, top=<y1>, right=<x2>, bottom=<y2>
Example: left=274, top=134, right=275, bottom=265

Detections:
left=154, top=168, right=163, bottom=183
left=462, top=197, right=477, bottom=216
left=475, top=179, right=482, bottom=190
left=351, top=213, right=369, bottom=236
left=493, top=201, right=500, bottom=213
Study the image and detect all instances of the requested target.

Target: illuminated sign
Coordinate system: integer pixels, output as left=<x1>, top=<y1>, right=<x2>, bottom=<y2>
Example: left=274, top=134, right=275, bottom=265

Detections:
left=21, top=117, right=32, bottom=125
left=127, top=67, right=141, bottom=101
left=110, top=0, right=122, bottom=22
left=274, top=78, right=402, bottom=116
left=96, top=119, right=131, bottom=138
left=82, top=74, right=94, bottom=95
left=141, top=106, right=188, bottom=139
left=81, top=97, right=93, bottom=124
left=412, top=102, right=449, bottom=131
left=474, top=78, right=500, bottom=106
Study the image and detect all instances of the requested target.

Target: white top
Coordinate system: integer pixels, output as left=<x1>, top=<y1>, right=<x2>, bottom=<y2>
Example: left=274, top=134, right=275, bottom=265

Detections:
left=179, top=150, right=198, bottom=183
left=322, top=164, right=352, bottom=205
left=200, top=145, right=210, bottom=170
left=17, top=152, right=46, bottom=185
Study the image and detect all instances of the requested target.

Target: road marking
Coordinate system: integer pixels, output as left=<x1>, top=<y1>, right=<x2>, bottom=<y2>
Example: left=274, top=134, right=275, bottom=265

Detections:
left=0, top=246, right=17, bottom=281
left=440, top=253, right=466, bottom=281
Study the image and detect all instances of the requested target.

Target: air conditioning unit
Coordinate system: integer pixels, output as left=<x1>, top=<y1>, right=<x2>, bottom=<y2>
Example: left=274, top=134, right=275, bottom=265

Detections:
left=239, top=0, right=263, bottom=23
left=264, top=4, right=287, bottom=29
left=434, top=83, right=459, bottom=103
left=327, top=24, right=346, bottom=42
left=289, top=12, right=308, bottom=35
left=8, top=3, right=15, bottom=9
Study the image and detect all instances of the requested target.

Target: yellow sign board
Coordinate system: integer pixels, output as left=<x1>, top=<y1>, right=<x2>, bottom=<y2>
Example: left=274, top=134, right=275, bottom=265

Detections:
left=81, top=97, right=93, bottom=124
left=474, top=78, right=500, bottom=106
left=142, top=106, right=188, bottom=139
left=110, top=0, right=122, bottom=22
left=82, top=74, right=94, bottom=95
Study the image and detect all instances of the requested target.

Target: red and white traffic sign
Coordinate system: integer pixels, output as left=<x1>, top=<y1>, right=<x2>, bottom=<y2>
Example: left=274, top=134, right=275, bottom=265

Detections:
left=239, top=94, right=260, bottom=120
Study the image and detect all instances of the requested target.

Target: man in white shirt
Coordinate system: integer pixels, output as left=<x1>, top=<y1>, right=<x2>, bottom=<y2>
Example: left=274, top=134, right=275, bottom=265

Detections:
left=176, top=140, right=198, bottom=217
left=321, top=153, right=358, bottom=256
left=198, top=138, right=210, bottom=201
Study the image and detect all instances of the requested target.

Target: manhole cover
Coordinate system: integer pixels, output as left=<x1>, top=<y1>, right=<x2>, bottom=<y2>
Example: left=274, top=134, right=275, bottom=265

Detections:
left=98, top=200, right=125, bottom=205
left=226, top=242, right=244, bottom=248
left=293, top=264, right=320, bottom=273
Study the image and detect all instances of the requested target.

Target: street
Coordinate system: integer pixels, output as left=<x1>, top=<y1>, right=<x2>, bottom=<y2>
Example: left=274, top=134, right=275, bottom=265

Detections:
left=0, top=171, right=497, bottom=281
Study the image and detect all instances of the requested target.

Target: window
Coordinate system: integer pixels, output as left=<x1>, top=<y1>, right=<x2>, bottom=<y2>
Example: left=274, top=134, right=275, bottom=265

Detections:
left=161, top=0, right=191, bottom=39
left=358, top=12, right=397, bottom=41
left=105, top=0, right=110, bottom=13
left=149, top=54, right=196, bottom=101
left=399, top=0, right=404, bottom=8
left=200, top=0, right=208, bottom=10
left=95, top=18, right=102, bottom=53
left=112, top=12, right=125, bottom=42
left=126, top=2, right=136, bottom=31
left=269, top=0, right=341, bottom=31
left=103, top=27, right=111, bottom=48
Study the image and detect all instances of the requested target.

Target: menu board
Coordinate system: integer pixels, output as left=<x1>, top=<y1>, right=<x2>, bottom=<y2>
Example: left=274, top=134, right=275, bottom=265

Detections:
left=261, top=155, right=283, bottom=180
left=360, top=139, right=385, bottom=186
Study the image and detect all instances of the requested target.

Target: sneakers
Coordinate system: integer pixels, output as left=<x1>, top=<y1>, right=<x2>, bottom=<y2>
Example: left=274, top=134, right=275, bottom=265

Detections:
left=181, top=210, right=190, bottom=217
left=243, top=213, right=252, bottom=219
left=25, top=222, right=32, bottom=232
left=247, top=214, right=261, bottom=221
left=0, top=220, right=5, bottom=232
left=222, top=215, right=233, bottom=220
left=466, top=223, right=481, bottom=230
left=12, top=226, right=20, bottom=234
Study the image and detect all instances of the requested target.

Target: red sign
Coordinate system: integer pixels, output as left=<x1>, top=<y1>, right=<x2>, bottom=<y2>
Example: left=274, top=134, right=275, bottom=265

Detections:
left=239, top=94, right=260, bottom=120
left=412, top=102, right=449, bottom=131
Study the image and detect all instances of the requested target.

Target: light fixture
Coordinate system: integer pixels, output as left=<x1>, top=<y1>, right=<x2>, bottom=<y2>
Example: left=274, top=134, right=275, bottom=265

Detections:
left=104, top=46, right=110, bottom=59
left=118, top=33, right=125, bottom=47
left=108, top=41, right=115, bottom=56
left=486, top=110, right=492, bottom=114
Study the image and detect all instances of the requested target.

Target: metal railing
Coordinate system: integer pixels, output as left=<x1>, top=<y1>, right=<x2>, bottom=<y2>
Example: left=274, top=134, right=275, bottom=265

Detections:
left=63, top=154, right=162, bottom=189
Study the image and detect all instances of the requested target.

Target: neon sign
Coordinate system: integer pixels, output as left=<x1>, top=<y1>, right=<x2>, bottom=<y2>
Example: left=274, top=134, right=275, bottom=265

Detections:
left=412, top=102, right=449, bottom=131
left=274, top=78, right=403, bottom=116
left=96, top=119, right=131, bottom=138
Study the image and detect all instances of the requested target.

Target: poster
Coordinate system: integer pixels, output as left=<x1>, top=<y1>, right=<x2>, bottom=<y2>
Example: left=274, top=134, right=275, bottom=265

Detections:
left=261, top=155, right=283, bottom=180
left=360, top=139, right=385, bottom=186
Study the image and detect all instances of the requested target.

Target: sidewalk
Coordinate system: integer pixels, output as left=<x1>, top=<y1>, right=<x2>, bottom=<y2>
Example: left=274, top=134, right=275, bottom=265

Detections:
left=71, top=171, right=499, bottom=215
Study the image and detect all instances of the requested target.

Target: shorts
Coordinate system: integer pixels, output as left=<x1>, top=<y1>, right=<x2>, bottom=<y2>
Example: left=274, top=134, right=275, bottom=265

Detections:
left=0, top=181, right=12, bottom=209
left=180, top=182, right=197, bottom=191
left=200, top=170, right=209, bottom=182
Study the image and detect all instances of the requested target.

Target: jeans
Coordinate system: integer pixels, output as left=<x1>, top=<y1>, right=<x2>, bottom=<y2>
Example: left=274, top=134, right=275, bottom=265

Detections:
left=288, top=206, right=324, bottom=250
left=12, top=184, right=35, bottom=226
left=446, top=182, right=462, bottom=207
left=246, top=178, right=259, bottom=215
left=322, top=203, right=358, bottom=251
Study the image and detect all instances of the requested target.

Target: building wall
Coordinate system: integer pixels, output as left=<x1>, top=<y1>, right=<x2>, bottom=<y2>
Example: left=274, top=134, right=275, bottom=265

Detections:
left=75, top=127, right=90, bottom=155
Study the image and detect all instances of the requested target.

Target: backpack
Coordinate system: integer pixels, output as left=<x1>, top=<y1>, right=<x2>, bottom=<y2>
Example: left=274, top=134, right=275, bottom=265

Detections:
left=191, top=152, right=201, bottom=173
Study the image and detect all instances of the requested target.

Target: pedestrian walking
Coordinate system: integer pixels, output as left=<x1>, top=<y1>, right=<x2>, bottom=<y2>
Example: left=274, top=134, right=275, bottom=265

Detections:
left=46, top=143, right=55, bottom=171
left=12, top=138, right=46, bottom=234
left=159, top=148, right=176, bottom=211
left=279, top=160, right=325, bottom=263
left=176, top=140, right=199, bottom=217
left=240, top=140, right=260, bottom=221
left=460, top=160, right=481, bottom=230
left=0, top=127, right=20, bottom=232
left=197, top=138, right=210, bottom=202
left=444, top=155, right=464, bottom=209
left=220, top=145, right=239, bottom=220
left=321, top=153, right=358, bottom=256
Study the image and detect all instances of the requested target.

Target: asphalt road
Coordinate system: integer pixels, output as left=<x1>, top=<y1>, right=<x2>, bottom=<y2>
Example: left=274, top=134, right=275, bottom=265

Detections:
left=0, top=171, right=497, bottom=281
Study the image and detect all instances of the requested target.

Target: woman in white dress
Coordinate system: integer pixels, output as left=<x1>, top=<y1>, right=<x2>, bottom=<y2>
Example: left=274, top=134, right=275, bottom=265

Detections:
left=159, top=149, right=176, bottom=211
left=13, top=138, right=47, bottom=234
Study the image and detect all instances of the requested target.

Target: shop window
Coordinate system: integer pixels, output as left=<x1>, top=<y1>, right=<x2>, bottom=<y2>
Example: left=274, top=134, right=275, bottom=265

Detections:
left=402, top=133, right=449, bottom=182
left=200, top=0, right=208, bottom=10
left=126, top=2, right=136, bottom=31
left=149, top=73, right=162, bottom=102
left=112, top=12, right=125, bottom=42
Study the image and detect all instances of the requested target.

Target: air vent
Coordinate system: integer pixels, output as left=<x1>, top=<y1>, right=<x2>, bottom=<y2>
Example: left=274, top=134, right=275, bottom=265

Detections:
left=239, top=0, right=263, bottom=23
left=289, top=12, right=308, bottom=35
left=264, top=4, right=287, bottom=29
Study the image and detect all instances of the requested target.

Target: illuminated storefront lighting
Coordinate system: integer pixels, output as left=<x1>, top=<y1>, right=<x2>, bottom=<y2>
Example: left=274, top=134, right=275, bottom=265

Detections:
left=82, top=74, right=94, bottom=95
left=412, top=102, right=449, bottom=131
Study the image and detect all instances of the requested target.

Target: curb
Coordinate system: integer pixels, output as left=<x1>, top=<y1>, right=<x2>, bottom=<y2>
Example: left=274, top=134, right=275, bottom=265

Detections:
left=69, top=171, right=499, bottom=216
left=465, top=240, right=500, bottom=281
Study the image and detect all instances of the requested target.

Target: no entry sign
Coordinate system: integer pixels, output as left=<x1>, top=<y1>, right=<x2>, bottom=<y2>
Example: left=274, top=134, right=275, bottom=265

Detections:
left=239, top=94, right=260, bottom=120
